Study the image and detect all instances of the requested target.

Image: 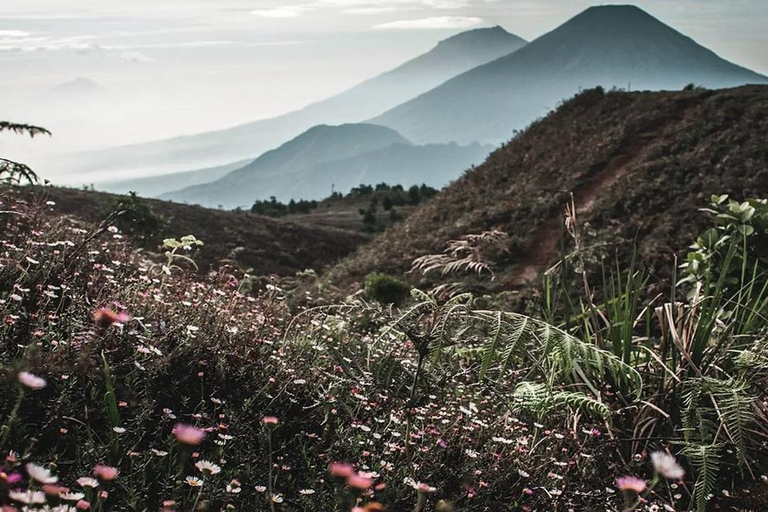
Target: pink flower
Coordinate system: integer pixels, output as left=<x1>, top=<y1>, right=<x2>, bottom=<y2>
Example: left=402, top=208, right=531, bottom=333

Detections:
left=172, top=423, right=206, bottom=445
left=616, top=476, right=647, bottom=493
left=651, top=451, right=685, bottom=480
left=93, top=308, right=130, bottom=329
left=329, top=463, right=355, bottom=479
left=92, top=465, right=119, bottom=481
left=347, top=474, right=373, bottom=490
left=262, top=416, right=279, bottom=426
left=18, top=371, right=47, bottom=390
left=76, top=500, right=90, bottom=510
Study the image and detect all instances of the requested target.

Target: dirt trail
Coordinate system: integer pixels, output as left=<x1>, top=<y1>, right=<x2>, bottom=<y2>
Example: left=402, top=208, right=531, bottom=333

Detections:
left=508, top=102, right=694, bottom=287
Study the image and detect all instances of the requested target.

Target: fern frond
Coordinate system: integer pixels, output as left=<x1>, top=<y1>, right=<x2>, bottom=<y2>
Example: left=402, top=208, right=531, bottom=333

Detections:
left=512, top=381, right=611, bottom=420
left=682, top=442, right=723, bottom=512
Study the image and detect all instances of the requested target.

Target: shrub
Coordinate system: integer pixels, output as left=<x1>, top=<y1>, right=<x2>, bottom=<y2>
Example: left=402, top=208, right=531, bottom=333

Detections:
left=363, top=272, right=412, bottom=305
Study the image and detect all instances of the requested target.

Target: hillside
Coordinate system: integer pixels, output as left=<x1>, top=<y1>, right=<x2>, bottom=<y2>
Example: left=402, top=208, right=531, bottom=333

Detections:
left=56, top=27, right=526, bottom=181
left=331, top=85, right=768, bottom=289
left=372, top=5, right=768, bottom=145
left=163, top=125, right=489, bottom=208
left=16, top=186, right=369, bottom=276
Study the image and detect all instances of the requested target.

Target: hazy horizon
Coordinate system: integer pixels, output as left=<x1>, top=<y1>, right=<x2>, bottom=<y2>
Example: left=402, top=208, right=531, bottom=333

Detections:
left=1, top=0, right=768, bottom=182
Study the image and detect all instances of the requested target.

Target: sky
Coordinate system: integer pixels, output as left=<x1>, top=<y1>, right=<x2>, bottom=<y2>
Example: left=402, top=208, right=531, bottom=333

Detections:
left=1, top=0, right=767, bottom=156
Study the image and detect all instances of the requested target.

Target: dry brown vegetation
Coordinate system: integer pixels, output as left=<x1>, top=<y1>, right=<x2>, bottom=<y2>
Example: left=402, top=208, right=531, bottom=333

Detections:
left=330, top=85, right=768, bottom=291
left=15, top=186, right=369, bottom=276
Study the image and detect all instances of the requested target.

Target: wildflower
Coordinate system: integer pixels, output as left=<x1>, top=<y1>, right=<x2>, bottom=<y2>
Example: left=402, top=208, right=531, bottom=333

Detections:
left=616, top=476, right=647, bottom=493
left=112, top=427, right=126, bottom=434
left=651, top=451, right=685, bottom=480
left=60, top=492, right=86, bottom=501
left=26, top=463, right=58, bottom=484
left=363, top=504, right=386, bottom=512
left=43, top=484, right=69, bottom=496
left=262, top=416, right=279, bottom=426
left=173, top=423, right=206, bottom=445
left=195, top=460, right=222, bottom=475
left=8, top=490, right=46, bottom=505
left=347, top=474, right=374, bottom=490
left=417, top=483, right=437, bottom=494
left=185, top=476, right=203, bottom=487
left=299, top=489, right=315, bottom=495
left=93, top=307, right=130, bottom=328
left=93, top=464, right=119, bottom=481
left=76, top=500, right=91, bottom=510
left=271, top=494, right=284, bottom=503
left=18, top=371, right=47, bottom=390
left=329, top=462, right=355, bottom=479
left=76, top=477, right=99, bottom=488
left=255, top=486, right=267, bottom=493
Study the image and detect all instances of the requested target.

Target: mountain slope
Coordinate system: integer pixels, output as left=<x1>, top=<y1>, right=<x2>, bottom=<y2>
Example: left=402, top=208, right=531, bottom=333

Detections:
left=372, top=5, right=768, bottom=145
left=303, top=141, right=493, bottom=200
left=20, top=186, right=369, bottom=276
left=330, top=86, right=768, bottom=289
left=58, top=27, right=526, bottom=181
left=163, top=124, right=410, bottom=208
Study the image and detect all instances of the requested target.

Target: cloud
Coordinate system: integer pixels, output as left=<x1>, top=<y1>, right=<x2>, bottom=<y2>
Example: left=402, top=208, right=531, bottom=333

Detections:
left=0, top=30, right=31, bottom=38
left=119, top=51, right=153, bottom=62
left=250, top=6, right=307, bottom=18
left=249, top=0, right=471, bottom=19
left=373, top=15, right=482, bottom=29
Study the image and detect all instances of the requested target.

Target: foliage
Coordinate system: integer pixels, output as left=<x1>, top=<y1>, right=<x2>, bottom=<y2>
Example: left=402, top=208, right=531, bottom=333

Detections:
left=0, top=121, right=51, bottom=185
left=107, top=191, right=166, bottom=245
left=363, top=272, right=412, bottom=306
left=2, top=187, right=768, bottom=511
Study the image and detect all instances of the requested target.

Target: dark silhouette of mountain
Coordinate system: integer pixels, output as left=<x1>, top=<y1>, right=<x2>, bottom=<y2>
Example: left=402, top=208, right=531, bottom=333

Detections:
left=163, top=123, right=492, bottom=209
left=59, top=27, right=526, bottom=178
left=330, top=85, right=768, bottom=290
left=372, top=5, right=768, bottom=145
left=96, top=159, right=252, bottom=198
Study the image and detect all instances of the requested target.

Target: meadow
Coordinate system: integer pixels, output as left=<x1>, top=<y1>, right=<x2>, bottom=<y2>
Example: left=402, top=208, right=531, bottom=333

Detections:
left=0, top=183, right=767, bottom=511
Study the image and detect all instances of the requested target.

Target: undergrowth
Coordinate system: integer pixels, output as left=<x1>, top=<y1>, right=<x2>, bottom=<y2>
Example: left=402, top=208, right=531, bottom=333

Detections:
left=0, top=187, right=766, bottom=511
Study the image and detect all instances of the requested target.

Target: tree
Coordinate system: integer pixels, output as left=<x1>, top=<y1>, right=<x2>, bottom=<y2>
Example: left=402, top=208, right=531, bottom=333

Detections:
left=0, top=121, right=51, bottom=184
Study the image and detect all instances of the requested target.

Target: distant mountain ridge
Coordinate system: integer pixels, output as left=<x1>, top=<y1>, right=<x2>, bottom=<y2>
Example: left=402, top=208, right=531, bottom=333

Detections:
left=162, top=123, right=492, bottom=208
left=58, top=26, right=527, bottom=180
left=372, top=5, right=768, bottom=145
left=163, top=123, right=409, bottom=207
left=97, top=159, right=252, bottom=198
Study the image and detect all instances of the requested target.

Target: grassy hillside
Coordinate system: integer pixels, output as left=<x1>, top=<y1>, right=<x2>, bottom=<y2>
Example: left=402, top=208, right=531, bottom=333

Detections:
left=333, top=86, right=768, bottom=290
left=13, top=185, right=369, bottom=276
left=2, top=176, right=768, bottom=511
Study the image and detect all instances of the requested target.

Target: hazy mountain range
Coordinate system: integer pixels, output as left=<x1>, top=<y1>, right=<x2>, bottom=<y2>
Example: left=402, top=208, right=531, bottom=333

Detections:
left=62, top=26, right=526, bottom=180
left=162, top=124, right=491, bottom=208
left=98, top=159, right=252, bottom=198
left=372, top=5, right=768, bottom=145
left=85, top=4, right=768, bottom=211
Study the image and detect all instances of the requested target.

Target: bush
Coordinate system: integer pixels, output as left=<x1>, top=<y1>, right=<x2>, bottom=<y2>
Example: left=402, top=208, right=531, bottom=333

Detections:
left=363, top=272, right=412, bottom=305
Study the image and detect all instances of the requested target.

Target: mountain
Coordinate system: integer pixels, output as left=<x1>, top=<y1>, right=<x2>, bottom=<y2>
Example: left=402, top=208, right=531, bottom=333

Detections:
left=163, top=124, right=411, bottom=208
left=372, top=5, right=768, bottom=145
left=329, top=85, right=768, bottom=289
left=303, top=141, right=493, bottom=199
left=45, top=77, right=105, bottom=101
left=96, top=159, right=252, bottom=198
left=57, top=27, right=526, bottom=180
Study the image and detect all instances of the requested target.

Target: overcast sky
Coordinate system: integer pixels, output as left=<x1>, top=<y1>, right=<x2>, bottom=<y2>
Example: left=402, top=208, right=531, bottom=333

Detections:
left=1, top=0, right=767, bottom=154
